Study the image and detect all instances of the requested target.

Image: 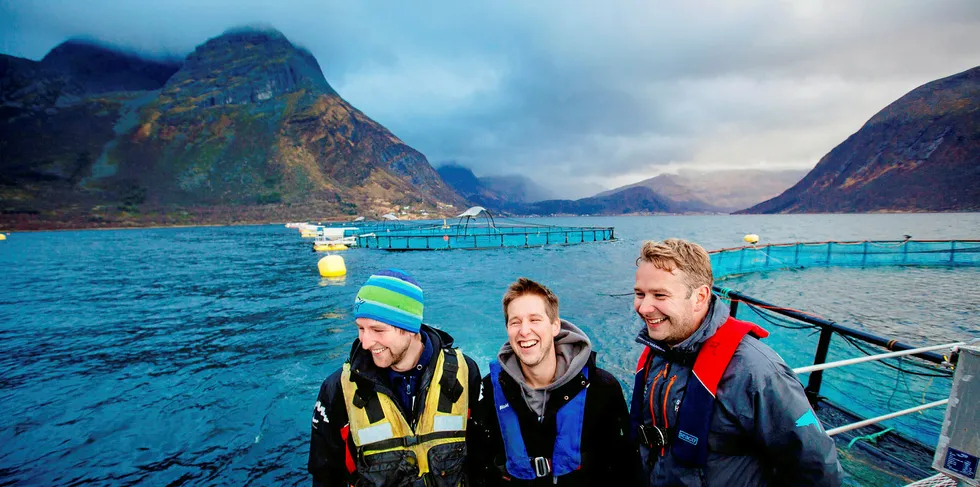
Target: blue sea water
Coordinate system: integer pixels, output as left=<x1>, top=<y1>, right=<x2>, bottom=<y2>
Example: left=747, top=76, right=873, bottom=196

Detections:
left=1, top=213, right=978, bottom=486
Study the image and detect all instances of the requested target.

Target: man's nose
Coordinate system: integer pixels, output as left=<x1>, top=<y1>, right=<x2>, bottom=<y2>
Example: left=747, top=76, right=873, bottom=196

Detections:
left=518, top=320, right=533, bottom=336
left=638, top=297, right=657, bottom=314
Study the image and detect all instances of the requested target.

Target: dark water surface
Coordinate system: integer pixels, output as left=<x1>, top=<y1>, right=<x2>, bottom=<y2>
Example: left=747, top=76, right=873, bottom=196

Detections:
left=1, top=214, right=978, bottom=485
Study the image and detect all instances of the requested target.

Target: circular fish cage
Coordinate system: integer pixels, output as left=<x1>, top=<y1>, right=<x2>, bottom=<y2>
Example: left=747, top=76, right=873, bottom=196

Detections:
left=709, top=239, right=980, bottom=280
left=354, top=207, right=615, bottom=251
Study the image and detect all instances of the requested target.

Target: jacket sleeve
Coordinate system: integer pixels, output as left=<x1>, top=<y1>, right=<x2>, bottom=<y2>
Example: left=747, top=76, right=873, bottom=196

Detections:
left=742, top=352, right=843, bottom=487
left=308, top=370, right=355, bottom=487
left=476, top=374, right=505, bottom=487
left=592, top=370, right=644, bottom=486
left=463, top=356, right=488, bottom=487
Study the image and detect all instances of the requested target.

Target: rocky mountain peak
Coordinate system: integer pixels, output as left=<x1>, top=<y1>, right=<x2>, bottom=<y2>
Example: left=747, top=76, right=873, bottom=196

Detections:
left=742, top=66, right=980, bottom=213
left=37, top=38, right=180, bottom=95
left=163, top=26, right=334, bottom=109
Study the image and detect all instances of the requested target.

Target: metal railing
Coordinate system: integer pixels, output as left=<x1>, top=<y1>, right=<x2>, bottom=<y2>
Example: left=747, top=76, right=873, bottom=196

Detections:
left=717, top=287, right=951, bottom=403
left=716, top=286, right=978, bottom=436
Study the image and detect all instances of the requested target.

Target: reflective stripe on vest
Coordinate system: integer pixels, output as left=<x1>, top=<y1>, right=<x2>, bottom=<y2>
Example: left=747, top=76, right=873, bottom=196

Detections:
left=635, top=317, right=769, bottom=467
left=489, top=360, right=588, bottom=479
left=340, top=347, right=469, bottom=477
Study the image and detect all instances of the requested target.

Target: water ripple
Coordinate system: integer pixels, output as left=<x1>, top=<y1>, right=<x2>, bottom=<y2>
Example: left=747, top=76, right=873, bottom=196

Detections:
left=1, top=215, right=978, bottom=485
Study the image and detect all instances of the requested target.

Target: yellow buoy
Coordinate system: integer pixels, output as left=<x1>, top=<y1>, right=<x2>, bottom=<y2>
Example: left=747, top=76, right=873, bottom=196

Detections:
left=0, top=234, right=6, bottom=241
left=313, top=243, right=348, bottom=252
left=743, top=234, right=760, bottom=244
left=318, top=255, right=347, bottom=277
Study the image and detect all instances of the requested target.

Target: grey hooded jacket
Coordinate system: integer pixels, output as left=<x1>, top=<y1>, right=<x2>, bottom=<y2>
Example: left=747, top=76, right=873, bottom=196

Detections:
left=632, top=297, right=843, bottom=487
left=497, top=319, right=593, bottom=417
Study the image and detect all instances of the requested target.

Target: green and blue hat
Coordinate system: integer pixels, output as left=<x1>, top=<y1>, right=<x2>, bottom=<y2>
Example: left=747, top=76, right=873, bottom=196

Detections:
left=353, top=269, right=424, bottom=333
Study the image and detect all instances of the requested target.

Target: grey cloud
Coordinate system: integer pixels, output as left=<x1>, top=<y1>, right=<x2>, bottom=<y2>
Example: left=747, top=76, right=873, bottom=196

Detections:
left=2, top=0, right=979, bottom=198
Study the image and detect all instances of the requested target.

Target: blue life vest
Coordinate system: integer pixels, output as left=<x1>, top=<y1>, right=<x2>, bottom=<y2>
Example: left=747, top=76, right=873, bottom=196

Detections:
left=489, top=360, right=589, bottom=479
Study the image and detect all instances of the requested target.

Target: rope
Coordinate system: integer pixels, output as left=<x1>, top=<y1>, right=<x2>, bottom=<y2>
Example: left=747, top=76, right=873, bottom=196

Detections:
left=847, top=427, right=895, bottom=450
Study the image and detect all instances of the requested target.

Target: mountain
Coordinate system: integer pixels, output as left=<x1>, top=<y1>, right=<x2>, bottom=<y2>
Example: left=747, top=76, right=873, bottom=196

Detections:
left=435, top=164, right=555, bottom=213
left=742, top=67, right=980, bottom=214
left=520, top=186, right=676, bottom=215
left=479, top=174, right=555, bottom=203
left=596, top=169, right=808, bottom=213
left=435, top=164, right=713, bottom=215
left=0, top=28, right=465, bottom=229
left=435, top=164, right=506, bottom=208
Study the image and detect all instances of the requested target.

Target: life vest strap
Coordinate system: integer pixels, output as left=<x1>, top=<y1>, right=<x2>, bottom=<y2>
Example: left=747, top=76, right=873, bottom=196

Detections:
left=360, top=429, right=466, bottom=452
left=352, top=385, right=385, bottom=423
left=438, top=350, right=463, bottom=413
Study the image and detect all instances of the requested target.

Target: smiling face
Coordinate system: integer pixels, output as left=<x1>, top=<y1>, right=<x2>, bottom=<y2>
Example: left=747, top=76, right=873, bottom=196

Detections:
left=634, top=261, right=711, bottom=345
left=506, top=294, right=561, bottom=369
left=356, top=317, right=417, bottom=370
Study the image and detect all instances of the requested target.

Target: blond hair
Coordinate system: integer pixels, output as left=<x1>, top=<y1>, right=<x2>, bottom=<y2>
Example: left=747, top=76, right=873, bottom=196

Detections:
left=502, top=277, right=559, bottom=323
left=636, top=238, right=714, bottom=295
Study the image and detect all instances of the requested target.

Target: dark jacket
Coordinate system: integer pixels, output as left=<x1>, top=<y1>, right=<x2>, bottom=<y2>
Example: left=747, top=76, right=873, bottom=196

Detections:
left=632, top=297, right=843, bottom=487
left=476, top=320, right=641, bottom=486
left=308, top=325, right=484, bottom=487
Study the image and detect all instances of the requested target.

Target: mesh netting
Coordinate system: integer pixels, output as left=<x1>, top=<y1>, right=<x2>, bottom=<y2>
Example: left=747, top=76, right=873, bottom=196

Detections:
left=355, top=223, right=614, bottom=250
left=904, top=473, right=958, bottom=487
left=711, top=240, right=980, bottom=280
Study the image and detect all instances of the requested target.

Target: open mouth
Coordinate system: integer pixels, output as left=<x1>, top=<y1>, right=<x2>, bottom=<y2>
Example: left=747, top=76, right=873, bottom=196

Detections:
left=370, top=347, right=388, bottom=355
left=518, top=339, right=538, bottom=349
left=645, top=316, right=668, bottom=325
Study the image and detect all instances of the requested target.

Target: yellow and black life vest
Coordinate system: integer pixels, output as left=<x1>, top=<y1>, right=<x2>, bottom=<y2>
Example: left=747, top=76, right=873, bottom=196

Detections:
left=340, top=347, right=469, bottom=486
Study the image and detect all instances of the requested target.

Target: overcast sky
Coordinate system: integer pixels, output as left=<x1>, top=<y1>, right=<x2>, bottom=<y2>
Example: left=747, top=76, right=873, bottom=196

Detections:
left=3, top=0, right=979, bottom=197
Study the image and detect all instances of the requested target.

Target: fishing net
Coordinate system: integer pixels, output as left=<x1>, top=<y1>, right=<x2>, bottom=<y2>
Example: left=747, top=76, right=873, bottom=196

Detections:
left=711, top=240, right=980, bottom=280
left=904, top=473, right=958, bottom=487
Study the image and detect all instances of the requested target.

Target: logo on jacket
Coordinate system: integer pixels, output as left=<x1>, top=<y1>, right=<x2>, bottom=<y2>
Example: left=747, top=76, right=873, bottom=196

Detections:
left=795, top=410, right=819, bottom=429
left=312, top=400, right=328, bottom=425
left=677, top=430, right=699, bottom=446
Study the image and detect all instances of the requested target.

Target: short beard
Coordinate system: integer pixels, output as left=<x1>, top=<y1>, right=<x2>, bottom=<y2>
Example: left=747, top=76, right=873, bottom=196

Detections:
left=519, top=338, right=554, bottom=368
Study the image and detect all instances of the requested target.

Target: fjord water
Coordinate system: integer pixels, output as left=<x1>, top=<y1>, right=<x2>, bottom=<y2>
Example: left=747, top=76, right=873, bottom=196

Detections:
left=1, top=213, right=978, bottom=486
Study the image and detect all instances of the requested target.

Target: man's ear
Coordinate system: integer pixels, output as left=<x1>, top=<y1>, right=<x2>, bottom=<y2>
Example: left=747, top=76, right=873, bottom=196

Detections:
left=694, top=285, right=711, bottom=311
left=551, top=318, right=561, bottom=337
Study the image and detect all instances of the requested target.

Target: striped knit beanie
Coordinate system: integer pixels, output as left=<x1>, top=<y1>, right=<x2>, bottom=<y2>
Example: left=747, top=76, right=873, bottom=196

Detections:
left=353, top=269, right=424, bottom=333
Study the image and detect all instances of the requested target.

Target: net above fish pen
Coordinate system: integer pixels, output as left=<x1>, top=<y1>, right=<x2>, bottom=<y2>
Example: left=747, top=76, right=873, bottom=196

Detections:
left=710, top=239, right=980, bottom=280
left=354, top=207, right=615, bottom=250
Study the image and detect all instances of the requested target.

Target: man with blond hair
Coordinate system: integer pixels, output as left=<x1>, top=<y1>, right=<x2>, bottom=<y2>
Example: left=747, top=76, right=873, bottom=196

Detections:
left=629, top=239, right=841, bottom=486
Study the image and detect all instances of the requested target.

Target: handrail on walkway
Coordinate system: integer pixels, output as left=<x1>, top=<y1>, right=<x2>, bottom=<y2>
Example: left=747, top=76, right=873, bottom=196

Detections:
left=716, top=285, right=977, bottom=439
left=715, top=286, right=954, bottom=404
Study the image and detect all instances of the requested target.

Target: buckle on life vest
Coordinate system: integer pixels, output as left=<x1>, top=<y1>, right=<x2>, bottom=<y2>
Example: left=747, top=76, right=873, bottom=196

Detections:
left=638, top=424, right=669, bottom=448
left=532, top=457, right=551, bottom=478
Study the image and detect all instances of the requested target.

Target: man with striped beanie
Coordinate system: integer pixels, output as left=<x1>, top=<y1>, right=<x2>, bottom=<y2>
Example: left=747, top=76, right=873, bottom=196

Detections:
left=309, top=269, right=485, bottom=487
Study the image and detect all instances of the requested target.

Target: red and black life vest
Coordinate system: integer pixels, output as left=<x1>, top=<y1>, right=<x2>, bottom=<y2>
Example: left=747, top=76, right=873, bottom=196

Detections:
left=634, top=317, right=769, bottom=467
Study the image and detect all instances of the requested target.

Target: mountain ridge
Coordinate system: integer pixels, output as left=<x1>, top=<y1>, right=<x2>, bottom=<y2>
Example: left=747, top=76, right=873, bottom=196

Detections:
left=741, top=66, right=980, bottom=214
left=0, top=28, right=466, bottom=229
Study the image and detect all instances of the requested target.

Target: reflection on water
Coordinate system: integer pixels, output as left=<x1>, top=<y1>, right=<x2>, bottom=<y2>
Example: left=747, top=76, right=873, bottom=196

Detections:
left=1, top=213, right=977, bottom=485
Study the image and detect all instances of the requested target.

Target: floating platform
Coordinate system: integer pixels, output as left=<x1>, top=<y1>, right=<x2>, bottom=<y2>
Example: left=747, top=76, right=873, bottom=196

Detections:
left=353, top=207, right=615, bottom=250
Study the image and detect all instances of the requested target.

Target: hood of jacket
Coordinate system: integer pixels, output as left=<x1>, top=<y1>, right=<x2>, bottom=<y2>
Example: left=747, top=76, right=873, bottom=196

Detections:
left=497, top=319, right=593, bottom=417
